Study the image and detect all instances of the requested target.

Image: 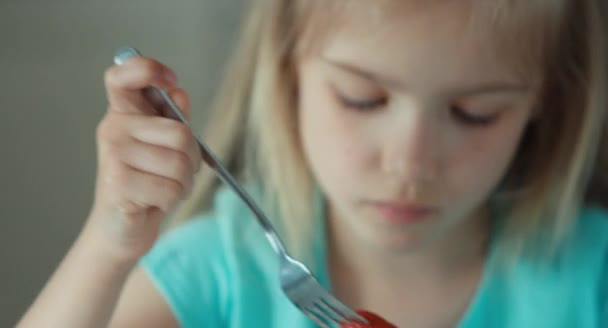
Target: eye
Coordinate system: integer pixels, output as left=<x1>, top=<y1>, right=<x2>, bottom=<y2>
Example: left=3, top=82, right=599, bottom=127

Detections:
left=451, top=105, right=499, bottom=126
left=337, top=93, right=388, bottom=111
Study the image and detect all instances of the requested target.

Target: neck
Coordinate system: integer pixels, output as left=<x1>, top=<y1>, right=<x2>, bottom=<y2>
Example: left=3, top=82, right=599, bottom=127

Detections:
left=327, top=205, right=490, bottom=285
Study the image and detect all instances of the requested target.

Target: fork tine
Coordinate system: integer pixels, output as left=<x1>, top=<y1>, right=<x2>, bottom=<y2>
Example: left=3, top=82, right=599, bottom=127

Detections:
left=321, top=294, right=368, bottom=323
left=308, top=304, right=340, bottom=327
left=316, top=298, right=349, bottom=323
left=302, top=307, right=333, bottom=328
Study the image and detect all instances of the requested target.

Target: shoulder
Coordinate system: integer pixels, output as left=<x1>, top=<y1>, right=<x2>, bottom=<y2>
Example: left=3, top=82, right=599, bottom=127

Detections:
left=548, top=206, right=608, bottom=325
left=576, top=205, right=608, bottom=234
left=564, top=205, right=608, bottom=263
left=505, top=206, right=608, bottom=269
left=479, top=207, right=608, bottom=326
left=539, top=206, right=608, bottom=282
left=574, top=205, right=608, bottom=236
left=567, top=205, right=608, bottom=289
left=534, top=206, right=607, bottom=324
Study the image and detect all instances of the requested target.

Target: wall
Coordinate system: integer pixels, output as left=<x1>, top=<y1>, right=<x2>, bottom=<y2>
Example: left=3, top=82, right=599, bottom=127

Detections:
left=0, top=1, right=243, bottom=325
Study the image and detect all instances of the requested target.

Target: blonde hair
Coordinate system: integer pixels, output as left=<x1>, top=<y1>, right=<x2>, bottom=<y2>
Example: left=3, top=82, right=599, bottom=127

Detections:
left=171, top=0, right=608, bottom=266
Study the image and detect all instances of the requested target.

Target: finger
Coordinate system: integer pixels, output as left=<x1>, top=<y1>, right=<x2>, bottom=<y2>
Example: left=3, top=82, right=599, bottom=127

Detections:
left=126, top=116, right=201, bottom=171
left=104, top=57, right=178, bottom=115
left=108, top=162, right=185, bottom=213
left=119, top=138, right=194, bottom=194
left=158, top=89, right=201, bottom=172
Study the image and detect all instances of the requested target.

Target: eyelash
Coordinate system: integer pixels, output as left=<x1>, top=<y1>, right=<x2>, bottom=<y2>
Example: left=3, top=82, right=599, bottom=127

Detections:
left=338, top=93, right=498, bottom=127
left=337, top=94, right=387, bottom=111
left=450, top=105, right=499, bottom=126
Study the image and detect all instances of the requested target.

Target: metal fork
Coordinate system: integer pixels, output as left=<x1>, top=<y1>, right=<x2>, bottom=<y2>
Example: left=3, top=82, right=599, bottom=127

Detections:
left=113, top=47, right=368, bottom=328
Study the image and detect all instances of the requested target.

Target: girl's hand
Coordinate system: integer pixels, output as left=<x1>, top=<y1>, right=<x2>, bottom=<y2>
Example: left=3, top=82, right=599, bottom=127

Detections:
left=86, top=56, right=201, bottom=264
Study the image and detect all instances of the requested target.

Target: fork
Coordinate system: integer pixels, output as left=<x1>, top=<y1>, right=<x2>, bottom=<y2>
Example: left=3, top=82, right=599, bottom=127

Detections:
left=113, top=47, right=369, bottom=328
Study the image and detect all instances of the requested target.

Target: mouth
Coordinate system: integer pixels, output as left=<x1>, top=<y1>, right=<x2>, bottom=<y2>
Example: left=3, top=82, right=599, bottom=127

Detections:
left=367, top=200, right=438, bottom=224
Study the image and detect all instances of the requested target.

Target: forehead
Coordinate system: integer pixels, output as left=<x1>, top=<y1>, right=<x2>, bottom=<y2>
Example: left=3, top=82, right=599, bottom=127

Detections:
left=297, top=0, right=551, bottom=85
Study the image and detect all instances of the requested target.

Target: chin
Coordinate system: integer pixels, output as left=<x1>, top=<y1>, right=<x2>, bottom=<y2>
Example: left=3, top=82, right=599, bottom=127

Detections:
left=355, top=213, right=436, bottom=252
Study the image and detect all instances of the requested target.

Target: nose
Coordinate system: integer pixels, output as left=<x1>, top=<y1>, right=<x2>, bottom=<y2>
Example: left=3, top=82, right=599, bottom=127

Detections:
left=380, top=110, right=440, bottom=184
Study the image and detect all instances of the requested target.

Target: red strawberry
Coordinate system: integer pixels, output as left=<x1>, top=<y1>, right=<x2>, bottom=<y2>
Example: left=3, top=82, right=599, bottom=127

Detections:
left=340, top=310, right=397, bottom=328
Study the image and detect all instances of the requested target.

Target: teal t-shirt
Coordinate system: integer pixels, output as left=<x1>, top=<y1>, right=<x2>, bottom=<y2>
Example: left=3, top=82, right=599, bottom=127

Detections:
left=141, top=188, right=608, bottom=327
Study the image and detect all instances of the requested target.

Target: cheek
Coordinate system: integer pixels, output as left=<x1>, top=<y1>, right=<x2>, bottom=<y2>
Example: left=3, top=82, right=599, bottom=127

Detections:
left=445, top=118, right=529, bottom=205
left=298, top=71, right=372, bottom=194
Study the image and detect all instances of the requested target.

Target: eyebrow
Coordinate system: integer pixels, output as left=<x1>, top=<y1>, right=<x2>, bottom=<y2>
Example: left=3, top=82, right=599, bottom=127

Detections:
left=323, top=57, right=406, bottom=89
left=322, top=57, right=529, bottom=96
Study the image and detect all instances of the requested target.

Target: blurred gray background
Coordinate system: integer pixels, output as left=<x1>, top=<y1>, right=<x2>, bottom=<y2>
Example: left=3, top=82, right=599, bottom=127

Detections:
left=0, top=1, right=244, bottom=325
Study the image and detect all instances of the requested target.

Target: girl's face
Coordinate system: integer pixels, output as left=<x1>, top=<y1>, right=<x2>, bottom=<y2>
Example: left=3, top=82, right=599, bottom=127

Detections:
left=297, top=2, right=538, bottom=249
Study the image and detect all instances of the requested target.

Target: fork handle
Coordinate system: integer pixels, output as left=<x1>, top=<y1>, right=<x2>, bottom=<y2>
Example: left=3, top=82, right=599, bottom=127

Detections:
left=197, top=143, right=290, bottom=258
left=113, top=47, right=290, bottom=258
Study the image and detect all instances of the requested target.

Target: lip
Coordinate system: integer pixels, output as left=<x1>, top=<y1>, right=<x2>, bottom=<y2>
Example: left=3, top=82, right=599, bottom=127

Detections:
left=371, top=201, right=437, bottom=224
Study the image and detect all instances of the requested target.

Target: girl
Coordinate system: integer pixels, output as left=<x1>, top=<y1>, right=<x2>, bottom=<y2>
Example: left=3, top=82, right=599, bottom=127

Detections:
left=18, top=0, right=608, bottom=327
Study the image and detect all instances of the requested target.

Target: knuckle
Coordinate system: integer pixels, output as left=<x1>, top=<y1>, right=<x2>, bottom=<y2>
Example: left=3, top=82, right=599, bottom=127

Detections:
left=103, top=67, right=117, bottom=87
left=172, top=123, right=193, bottom=151
left=168, top=181, right=183, bottom=199
left=160, top=119, right=192, bottom=151
left=170, top=151, right=193, bottom=178
left=96, top=115, right=115, bottom=141
left=140, top=59, right=164, bottom=80
left=97, top=113, right=134, bottom=147
left=161, top=180, right=183, bottom=209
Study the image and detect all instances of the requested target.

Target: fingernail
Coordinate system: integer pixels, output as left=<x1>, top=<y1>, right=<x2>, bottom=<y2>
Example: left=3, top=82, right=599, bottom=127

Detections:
left=165, top=70, right=177, bottom=85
